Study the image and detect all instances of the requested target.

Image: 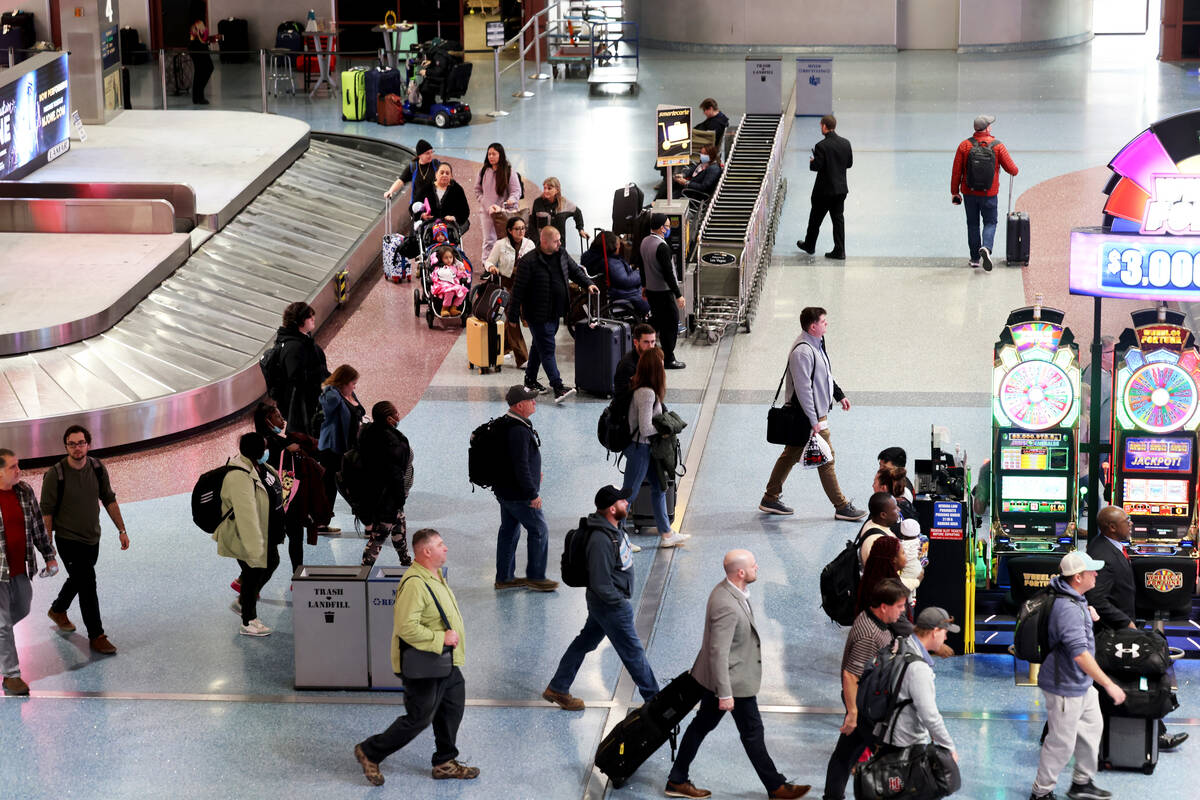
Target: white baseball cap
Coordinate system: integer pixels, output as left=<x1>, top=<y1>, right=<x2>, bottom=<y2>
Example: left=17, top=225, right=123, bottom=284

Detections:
left=1060, top=551, right=1105, bottom=577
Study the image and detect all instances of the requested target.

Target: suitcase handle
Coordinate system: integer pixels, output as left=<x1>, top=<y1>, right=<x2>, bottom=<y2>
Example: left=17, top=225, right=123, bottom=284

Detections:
left=384, top=194, right=392, bottom=237
left=1008, top=173, right=1015, bottom=215
left=586, top=287, right=600, bottom=325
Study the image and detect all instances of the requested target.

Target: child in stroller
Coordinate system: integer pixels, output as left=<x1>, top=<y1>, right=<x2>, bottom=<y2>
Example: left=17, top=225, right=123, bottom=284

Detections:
left=430, top=245, right=471, bottom=317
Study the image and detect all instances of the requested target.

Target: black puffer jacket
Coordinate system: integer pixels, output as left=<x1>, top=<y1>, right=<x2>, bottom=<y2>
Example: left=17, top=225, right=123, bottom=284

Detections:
left=273, top=325, right=329, bottom=436
left=356, top=421, right=413, bottom=525
left=508, top=246, right=594, bottom=324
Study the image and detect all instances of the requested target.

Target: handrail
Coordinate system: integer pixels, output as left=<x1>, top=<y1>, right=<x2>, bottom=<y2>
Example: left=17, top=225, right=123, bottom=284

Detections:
left=488, top=0, right=572, bottom=116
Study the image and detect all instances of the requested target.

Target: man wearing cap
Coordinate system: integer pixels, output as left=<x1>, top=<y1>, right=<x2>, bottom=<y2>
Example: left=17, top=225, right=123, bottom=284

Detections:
left=543, top=485, right=659, bottom=710
left=1085, top=506, right=1188, bottom=751
left=881, top=608, right=958, bottom=759
left=950, top=114, right=1018, bottom=271
left=491, top=385, right=557, bottom=593
left=665, top=549, right=811, bottom=799
left=639, top=214, right=686, bottom=370
left=797, top=114, right=852, bottom=261
left=1030, top=551, right=1124, bottom=800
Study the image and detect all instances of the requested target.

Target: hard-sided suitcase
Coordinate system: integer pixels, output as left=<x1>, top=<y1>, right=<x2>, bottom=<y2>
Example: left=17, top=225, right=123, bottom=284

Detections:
left=574, top=295, right=631, bottom=398
left=467, top=317, right=505, bottom=374
left=630, top=478, right=677, bottom=532
left=594, top=671, right=704, bottom=787
left=377, top=66, right=404, bottom=98
left=612, top=182, right=645, bottom=238
left=382, top=197, right=409, bottom=282
left=1005, top=175, right=1030, bottom=266
left=342, top=68, right=367, bottom=121
left=378, top=93, right=405, bottom=126
left=365, top=68, right=404, bottom=121
left=217, top=17, right=249, bottom=64
left=1100, top=716, right=1158, bottom=774
left=166, top=52, right=194, bottom=95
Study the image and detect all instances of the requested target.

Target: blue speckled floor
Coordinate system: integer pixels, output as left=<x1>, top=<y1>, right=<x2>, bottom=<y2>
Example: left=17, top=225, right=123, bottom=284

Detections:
left=10, top=30, right=1200, bottom=799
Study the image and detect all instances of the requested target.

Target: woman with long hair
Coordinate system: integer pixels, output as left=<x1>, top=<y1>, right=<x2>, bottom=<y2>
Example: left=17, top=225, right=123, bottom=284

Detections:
left=855, top=534, right=905, bottom=617
left=483, top=214, right=534, bottom=366
left=475, top=142, right=521, bottom=259
left=621, top=348, right=689, bottom=548
left=187, top=1, right=219, bottom=105
left=317, top=364, right=365, bottom=515
left=531, top=177, right=589, bottom=245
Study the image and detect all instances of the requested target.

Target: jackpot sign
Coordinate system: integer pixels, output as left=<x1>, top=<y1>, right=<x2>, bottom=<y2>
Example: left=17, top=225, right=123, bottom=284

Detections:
left=1070, top=110, right=1200, bottom=301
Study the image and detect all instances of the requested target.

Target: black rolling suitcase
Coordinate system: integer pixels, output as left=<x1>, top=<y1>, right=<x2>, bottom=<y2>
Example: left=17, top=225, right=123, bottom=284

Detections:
left=630, top=478, right=676, bottom=532
left=119, top=27, right=149, bottom=65
left=574, top=295, right=631, bottom=398
left=612, top=182, right=645, bottom=237
left=1005, top=175, right=1030, bottom=266
left=595, top=671, right=704, bottom=787
left=218, top=17, right=250, bottom=64
left=1101, top=716, right=1159, bottom=774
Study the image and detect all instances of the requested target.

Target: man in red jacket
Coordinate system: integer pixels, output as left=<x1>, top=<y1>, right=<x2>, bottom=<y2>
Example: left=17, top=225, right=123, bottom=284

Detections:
left=950, top=114, right=1019, bottom=271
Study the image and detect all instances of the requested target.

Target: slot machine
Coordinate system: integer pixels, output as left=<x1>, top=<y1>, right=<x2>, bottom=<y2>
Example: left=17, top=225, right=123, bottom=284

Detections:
left=1111, top=308, right=1200, bottom=558
left=991, top=304, right=1081, bottom=570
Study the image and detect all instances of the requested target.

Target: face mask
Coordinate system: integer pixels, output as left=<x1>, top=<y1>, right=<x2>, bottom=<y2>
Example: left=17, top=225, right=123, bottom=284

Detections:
left=271, top=425, right=283, bottom=434
left=699, top=154, right=710, bottom=164
left=257, top=451, right=269, bottom=465
left=663, top=227, right=671, bottom=238
left=393, top=420, right=402, bottom=431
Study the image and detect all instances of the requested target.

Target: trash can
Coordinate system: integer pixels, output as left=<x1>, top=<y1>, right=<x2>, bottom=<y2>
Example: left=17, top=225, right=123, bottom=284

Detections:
left=367, top=565, right=409, bottom=690
left=293, top=565, right=370, bottom=689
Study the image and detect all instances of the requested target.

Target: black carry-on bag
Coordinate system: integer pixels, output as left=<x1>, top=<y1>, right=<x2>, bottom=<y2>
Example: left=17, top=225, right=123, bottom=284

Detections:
left=574, top=293, right=631, bottom=398
left=594, top=671, right=704, bottom=787
left=1005, top=175, right=1030, bottom=266
left=630, top=477, right=676, bottom=532
left=1100, top=716, right=1159, bottom=775
left=612, top=182, right=645, bottom=237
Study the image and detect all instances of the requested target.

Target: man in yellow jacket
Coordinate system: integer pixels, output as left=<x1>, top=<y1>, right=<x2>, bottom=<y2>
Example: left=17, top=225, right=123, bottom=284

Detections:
left=354, top=528, right=479, bottom=786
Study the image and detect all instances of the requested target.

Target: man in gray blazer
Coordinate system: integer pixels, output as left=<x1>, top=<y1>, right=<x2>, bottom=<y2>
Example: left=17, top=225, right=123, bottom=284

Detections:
left=664, top=550, right=810, bottom=799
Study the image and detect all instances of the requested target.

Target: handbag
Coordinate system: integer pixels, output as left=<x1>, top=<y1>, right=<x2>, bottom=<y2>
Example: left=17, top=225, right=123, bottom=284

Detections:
left=278, top=451, right=300, bottom=513
left=398, top=579, right=455, bottom=680
left=802, top=429, right=833, bottom=469
left=766, top=342, right=813, bottom=446
left=853, top=744, right=938, bottom=800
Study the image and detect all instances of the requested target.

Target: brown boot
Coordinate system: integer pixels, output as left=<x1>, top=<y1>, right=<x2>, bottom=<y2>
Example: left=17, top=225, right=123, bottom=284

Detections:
left=3, top=675, right=29, bottom=696
left=353, top=744, right=384, bottom=786
left=47, top=609, right=75, bottom=632
left=542, top=686, right=585, bottom=710
left=432, top=759, right=479, bottom=780
left=89, top=635, right=118, bottom=655
left=768, top=784, right=811, bottom=799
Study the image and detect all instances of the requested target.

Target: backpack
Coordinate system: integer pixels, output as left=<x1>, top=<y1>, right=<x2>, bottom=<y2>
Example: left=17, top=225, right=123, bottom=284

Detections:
left=468, top=415, right=518, bottom=490
left=596, top=390, right=635, bottom=453
left=819, top=525, right=873, bottom=626
left=1013, top=586, right=1069, bottom=664
left=964, top=138, right=998, bottom=192
left=561, top=516, right=615, bottom=587
left=855, top=638, right=922, bottom=743
left=259, top=340, right=288, bottom=401
left=191, top=464, right=249, bottom=533
left=50, top=457, right=105, bottom=517
left=336, top=447, right=368, bottom=517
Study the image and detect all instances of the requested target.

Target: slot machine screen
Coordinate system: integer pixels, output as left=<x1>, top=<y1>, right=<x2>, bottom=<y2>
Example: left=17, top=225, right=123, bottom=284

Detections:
left=1122, top=437, right=1193, bottom=474
left=1120, top=478, right=1191, bottom=518
left=998, top=432, right=1071, bottom=471
left=1000, top=475, right=1069, bottom=514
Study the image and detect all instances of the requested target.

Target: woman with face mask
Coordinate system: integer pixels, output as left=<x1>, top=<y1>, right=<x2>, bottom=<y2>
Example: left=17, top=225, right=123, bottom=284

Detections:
left=354, top=401, right=414, bottom=567
left=673, top=145, right=722, bottom=199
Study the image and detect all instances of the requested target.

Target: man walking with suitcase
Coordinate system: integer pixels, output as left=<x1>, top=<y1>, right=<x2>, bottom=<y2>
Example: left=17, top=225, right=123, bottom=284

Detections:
left=797, top=115, right=852, bottom=260
left=951, top=114, right=1019, bottom=271
left=1030, top=551, right=1124, bottom=800
left=665, top=549, right=811, bottom=799
left=543, top=486, right=659, bottom=710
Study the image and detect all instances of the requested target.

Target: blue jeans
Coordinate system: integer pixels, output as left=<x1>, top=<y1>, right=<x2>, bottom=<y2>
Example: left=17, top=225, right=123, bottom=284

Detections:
left=621, top=442, right=671, bottom=533
left=549, top=593, right=659, bottom=702
left=496, top=497, right=548, bottom=582
left=963, top=193, right=998, bottom=260
left=525, top=320, right=563, bottom=389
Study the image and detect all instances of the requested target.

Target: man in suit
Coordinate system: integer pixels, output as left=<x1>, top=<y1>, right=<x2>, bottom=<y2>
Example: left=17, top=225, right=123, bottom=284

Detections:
left=797, top=115, right=852, bottom=260
left=1085, top=506, right=1187, bottom=751
left=664, top=550, right=810, bottom=799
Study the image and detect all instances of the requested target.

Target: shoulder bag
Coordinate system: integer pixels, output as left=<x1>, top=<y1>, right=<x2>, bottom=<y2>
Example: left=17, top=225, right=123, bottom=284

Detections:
left=767, top=343, right=814, bottom=446
left=398, top=579, right=455, bottom=680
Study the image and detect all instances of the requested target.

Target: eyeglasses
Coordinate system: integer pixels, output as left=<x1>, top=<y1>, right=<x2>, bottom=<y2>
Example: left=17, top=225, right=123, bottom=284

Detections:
left=66, top=441, right=88, bottom=448
left=511, top=225, right=526, bottom=230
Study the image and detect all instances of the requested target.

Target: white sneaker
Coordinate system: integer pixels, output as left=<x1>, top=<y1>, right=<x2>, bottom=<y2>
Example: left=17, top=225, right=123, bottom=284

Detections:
left=630, top=543, right=643, bottom=553
left=659, top=532, right=691, bottom=548
left=230, top=600, right=241, bottom=615
left=239, top=619, right=272, bottom=637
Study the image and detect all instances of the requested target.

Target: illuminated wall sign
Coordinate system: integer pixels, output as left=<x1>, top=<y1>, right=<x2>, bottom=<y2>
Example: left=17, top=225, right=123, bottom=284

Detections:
left=0, top=53, right=71, bottom=182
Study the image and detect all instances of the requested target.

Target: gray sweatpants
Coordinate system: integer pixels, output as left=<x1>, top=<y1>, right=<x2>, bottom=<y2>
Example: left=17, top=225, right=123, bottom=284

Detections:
left=0, top=575, right=33, bottom=677
left=1034, top=685, right=1103, bottom=796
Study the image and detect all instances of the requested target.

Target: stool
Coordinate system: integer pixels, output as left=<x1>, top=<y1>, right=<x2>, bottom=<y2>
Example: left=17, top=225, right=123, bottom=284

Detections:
left=268, top=51, right=295, bottom=96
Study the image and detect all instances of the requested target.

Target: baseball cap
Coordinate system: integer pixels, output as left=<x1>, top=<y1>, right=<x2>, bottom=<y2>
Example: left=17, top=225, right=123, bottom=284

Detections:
left=1060, top=551, right=1105, bottom=577
left=973, top=114, right=996, bottom=132
left=594, top=484, right=632, bottom=509
left=914, top=607, right=961, bottom=633
left=505, top=384, right=538, bottom=406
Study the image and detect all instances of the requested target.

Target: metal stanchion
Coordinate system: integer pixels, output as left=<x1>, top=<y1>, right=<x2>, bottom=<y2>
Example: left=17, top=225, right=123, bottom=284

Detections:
left=159, top=49, right=168, bottom=110
left=6, top=48, right=13, bottom=68
left=529, top=17, right=548, bottom=80
left=487, top=47, right=509, bottom=117
left=513, top=41, right=533, bottom=98
left=259, top=49, right=268, bottom=113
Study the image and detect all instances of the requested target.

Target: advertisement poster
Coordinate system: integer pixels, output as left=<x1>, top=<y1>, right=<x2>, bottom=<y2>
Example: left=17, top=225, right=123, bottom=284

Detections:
left=655, top=105, right=691, bottom=169
left=0, top=54, right=71, bottom=182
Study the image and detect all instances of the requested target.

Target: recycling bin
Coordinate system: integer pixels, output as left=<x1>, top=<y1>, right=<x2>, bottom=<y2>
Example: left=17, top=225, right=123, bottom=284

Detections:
left=367, top=565, right=410, bottom=690
left=293, top=565, right=370, bottom=689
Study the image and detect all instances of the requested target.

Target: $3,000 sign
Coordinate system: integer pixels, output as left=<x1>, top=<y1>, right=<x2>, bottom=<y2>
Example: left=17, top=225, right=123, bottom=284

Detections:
left=1070, top=230, right=1200, bottom=301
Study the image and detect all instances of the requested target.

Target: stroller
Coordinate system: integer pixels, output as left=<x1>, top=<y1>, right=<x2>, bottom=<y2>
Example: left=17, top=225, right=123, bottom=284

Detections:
left=412, top=219, right=474, bottom=329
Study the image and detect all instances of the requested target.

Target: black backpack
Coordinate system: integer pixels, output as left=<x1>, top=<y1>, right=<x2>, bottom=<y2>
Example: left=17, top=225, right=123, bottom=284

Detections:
left=596, top=390, right=635, bottom=453
left=468, top=415, right=518, bottom=489
left=191, top=464, right=249, bottom=533
left=964, top=139, right=998, bottom=192
left=50, top=457, right=105, bottom=517
left=336, top=446, right=368, bottom=517
left=1013, top=586, right=1069, bottom=664
left=259, top=340, right=288, bottom=401
left=561, top=517, right=615, bottom=587
left=855, top=638, right=922, bottom=743
left=819, top=525, right=873, bottom=626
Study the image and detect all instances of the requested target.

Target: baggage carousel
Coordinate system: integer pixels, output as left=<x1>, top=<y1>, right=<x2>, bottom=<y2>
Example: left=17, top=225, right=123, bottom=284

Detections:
left=0, top=111, right=412, bottom=459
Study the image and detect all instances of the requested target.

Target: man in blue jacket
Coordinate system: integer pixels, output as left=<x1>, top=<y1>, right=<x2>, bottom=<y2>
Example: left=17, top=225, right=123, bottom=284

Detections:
left=1031, top=551, right=1125, bottom=800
